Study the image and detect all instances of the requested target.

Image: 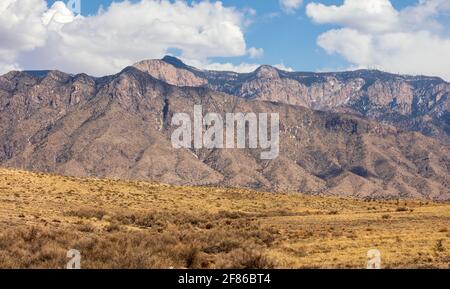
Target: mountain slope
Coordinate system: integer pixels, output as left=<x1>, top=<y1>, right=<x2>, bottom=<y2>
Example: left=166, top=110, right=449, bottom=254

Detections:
left=134, top=57, right=450, bottom=140
left=0, top=66, right=449, bottom=200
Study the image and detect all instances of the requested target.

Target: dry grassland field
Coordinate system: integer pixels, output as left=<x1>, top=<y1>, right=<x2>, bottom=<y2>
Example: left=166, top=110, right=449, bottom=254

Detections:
left=0, top=168, right=448, bottom=269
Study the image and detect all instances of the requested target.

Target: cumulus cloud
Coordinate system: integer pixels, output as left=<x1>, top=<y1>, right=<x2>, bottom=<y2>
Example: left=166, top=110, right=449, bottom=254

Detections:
left=188, top=60, right=260, bottom=73
left=0, top=0, right=274, bottom=76
left=307, top=0, right=398, bottom=33
left=306, top=0, right=450, bottom=80
left=180, top=57, right=293, bottom=73
left=280, top=0, right=303, bottom=13
left=272, top=63, right=294, bottom=72
left=0, top=0, right=48, bottom=72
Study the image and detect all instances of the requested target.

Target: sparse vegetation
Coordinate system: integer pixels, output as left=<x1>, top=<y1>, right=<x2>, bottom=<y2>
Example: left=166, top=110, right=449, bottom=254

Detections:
left=396, top=207, right=409, bottom=212
left=435, top=240, right=445, bottom=253
left=0, top=168, right=448, bottom=269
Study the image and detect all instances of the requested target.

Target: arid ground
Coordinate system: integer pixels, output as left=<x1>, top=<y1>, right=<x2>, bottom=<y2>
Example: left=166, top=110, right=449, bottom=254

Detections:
left=0, top=168, right=448, bottom=269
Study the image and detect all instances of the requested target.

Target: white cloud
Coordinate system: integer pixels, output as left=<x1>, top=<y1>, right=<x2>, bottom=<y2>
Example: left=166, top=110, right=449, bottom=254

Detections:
left=193, top=61, right=260, bottom=73
left=280, top=0, right=303, bottom=13
left=0, top=0, right=48, bottom=73
left=0, top=0, right=259, bottom=76
left=248, top=47, right=264, bottom=59
left=307, top=0, right=450, bottom=80
left=317, top=28, right=374, bottom=66
left=273, top=63, right=294, bottom=72
left=307, top=0, right=398, bottom=33
left=181, top=57, right=293, bottom=73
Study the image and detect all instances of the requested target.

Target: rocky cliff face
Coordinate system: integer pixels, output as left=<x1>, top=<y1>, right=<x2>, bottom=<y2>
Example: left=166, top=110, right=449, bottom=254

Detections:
left=134, top=56, right=450, bottom=140
left=133, top=59, right=207, bottom=87
left=0, top=66, right=449, bottom=200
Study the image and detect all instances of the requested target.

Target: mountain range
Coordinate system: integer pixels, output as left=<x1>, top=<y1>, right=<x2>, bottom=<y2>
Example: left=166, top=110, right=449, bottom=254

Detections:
left=0, top=57, right=449, bottom=200
left=136, top=56, right=450, bottom=140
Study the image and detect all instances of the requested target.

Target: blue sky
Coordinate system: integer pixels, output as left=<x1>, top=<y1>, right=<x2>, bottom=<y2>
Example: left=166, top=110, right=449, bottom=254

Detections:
left=2, top=0, right=449, bottom=79
left=42, top=0, right=423, bottom=72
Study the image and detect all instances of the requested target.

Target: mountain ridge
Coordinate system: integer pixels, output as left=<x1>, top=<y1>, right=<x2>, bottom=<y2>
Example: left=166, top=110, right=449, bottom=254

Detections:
left=0, top=63, right=449, bottom=200
left=161, top=55, right=448, bottom=83
left=132, top=56, right=450, bottom=141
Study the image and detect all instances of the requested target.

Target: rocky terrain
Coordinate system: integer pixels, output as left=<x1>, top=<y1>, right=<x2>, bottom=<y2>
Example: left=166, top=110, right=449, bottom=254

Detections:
left=135, top=56, right=450, bottom=140
left=0, top=58, right=449, bottom=200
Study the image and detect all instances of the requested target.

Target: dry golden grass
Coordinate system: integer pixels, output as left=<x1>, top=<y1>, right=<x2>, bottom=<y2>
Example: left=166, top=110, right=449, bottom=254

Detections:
left=0, top=168, right=448, bottom=269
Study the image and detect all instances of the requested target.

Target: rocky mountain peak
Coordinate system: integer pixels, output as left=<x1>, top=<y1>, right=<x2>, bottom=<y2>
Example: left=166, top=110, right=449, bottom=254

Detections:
left=161, top=55, right=189, bottom=69
left=130, top=58, right=450, bottom=139
left=255, top=65, right=280, bottom=79
left=132, top=58, right=206, bottom=87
